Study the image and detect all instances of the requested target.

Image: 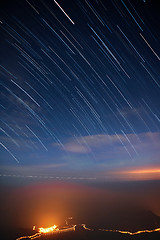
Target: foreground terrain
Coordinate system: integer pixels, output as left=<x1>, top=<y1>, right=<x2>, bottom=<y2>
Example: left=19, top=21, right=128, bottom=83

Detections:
left=1, top=225, right=160, bottom=240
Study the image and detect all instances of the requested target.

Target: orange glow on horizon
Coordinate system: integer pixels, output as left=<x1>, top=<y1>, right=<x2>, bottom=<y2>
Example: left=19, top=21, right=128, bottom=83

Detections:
left=127, top=168, right=160, bottom=174
left=108, top=166, right=160, bottom=181
left=121, top=167, right=160, bottom=180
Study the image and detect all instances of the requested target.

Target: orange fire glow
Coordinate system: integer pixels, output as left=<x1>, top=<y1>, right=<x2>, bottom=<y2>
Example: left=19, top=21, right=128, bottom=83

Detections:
left=38, top=224, right=58, bottom=233
left=16, top=224, right=160, bottom=240
left=33, top=226, right=36, bottom=231
left=101, top=227, right=160, bottom=235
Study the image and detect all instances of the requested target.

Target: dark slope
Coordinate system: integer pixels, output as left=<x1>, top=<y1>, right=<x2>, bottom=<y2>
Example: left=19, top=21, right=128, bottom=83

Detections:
left=31, top=229, right=160, bottom=240
left=86, top=210, right=160, bottom=231
left=1, top=211, right=160, bottom=240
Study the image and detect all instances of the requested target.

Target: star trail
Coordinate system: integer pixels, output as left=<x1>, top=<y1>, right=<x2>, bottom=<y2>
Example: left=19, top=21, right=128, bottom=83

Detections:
left=0, top=0, right=160, bottom=180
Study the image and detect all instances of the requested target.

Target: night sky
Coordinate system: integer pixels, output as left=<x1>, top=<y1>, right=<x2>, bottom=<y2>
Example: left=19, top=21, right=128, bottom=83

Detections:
left=1, top=0, right=160, bottom=180
left=0, top=0, right=160, bottom=230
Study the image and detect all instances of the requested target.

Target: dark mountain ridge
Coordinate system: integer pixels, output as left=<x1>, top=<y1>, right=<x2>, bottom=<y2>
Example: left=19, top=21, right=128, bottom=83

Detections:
left=86, top=209, right=160, bottom=231
left=1, top=210, right=160, bottom=240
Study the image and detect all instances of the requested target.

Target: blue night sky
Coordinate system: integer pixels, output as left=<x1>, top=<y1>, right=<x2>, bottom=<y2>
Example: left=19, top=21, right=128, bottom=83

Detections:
left=0, top=0, right=160, bottom=181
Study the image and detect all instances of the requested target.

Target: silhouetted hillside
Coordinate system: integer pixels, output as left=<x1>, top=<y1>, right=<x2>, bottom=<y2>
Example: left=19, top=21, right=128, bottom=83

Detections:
left=1, top=225, right=160, bottom=240
left=1, top=210, right=160, bottom=240
left=23, top=229, right=160, bottom=240
left=86, top=209, right=160, bottom=231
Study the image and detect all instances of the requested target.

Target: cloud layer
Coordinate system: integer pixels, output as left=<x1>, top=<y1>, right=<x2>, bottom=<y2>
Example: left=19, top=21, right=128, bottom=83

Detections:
left=54, top=131, right=160, bottom=180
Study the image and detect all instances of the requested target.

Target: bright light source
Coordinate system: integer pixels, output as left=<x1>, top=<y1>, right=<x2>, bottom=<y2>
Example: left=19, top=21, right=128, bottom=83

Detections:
left=38, top=225, right=58, bottom=233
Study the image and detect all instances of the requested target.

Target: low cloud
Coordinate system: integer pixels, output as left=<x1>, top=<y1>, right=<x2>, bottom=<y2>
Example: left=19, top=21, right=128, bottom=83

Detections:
left=56, top=131, right=160, bottom=171
left=63, top=141, right=90, bottom=153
